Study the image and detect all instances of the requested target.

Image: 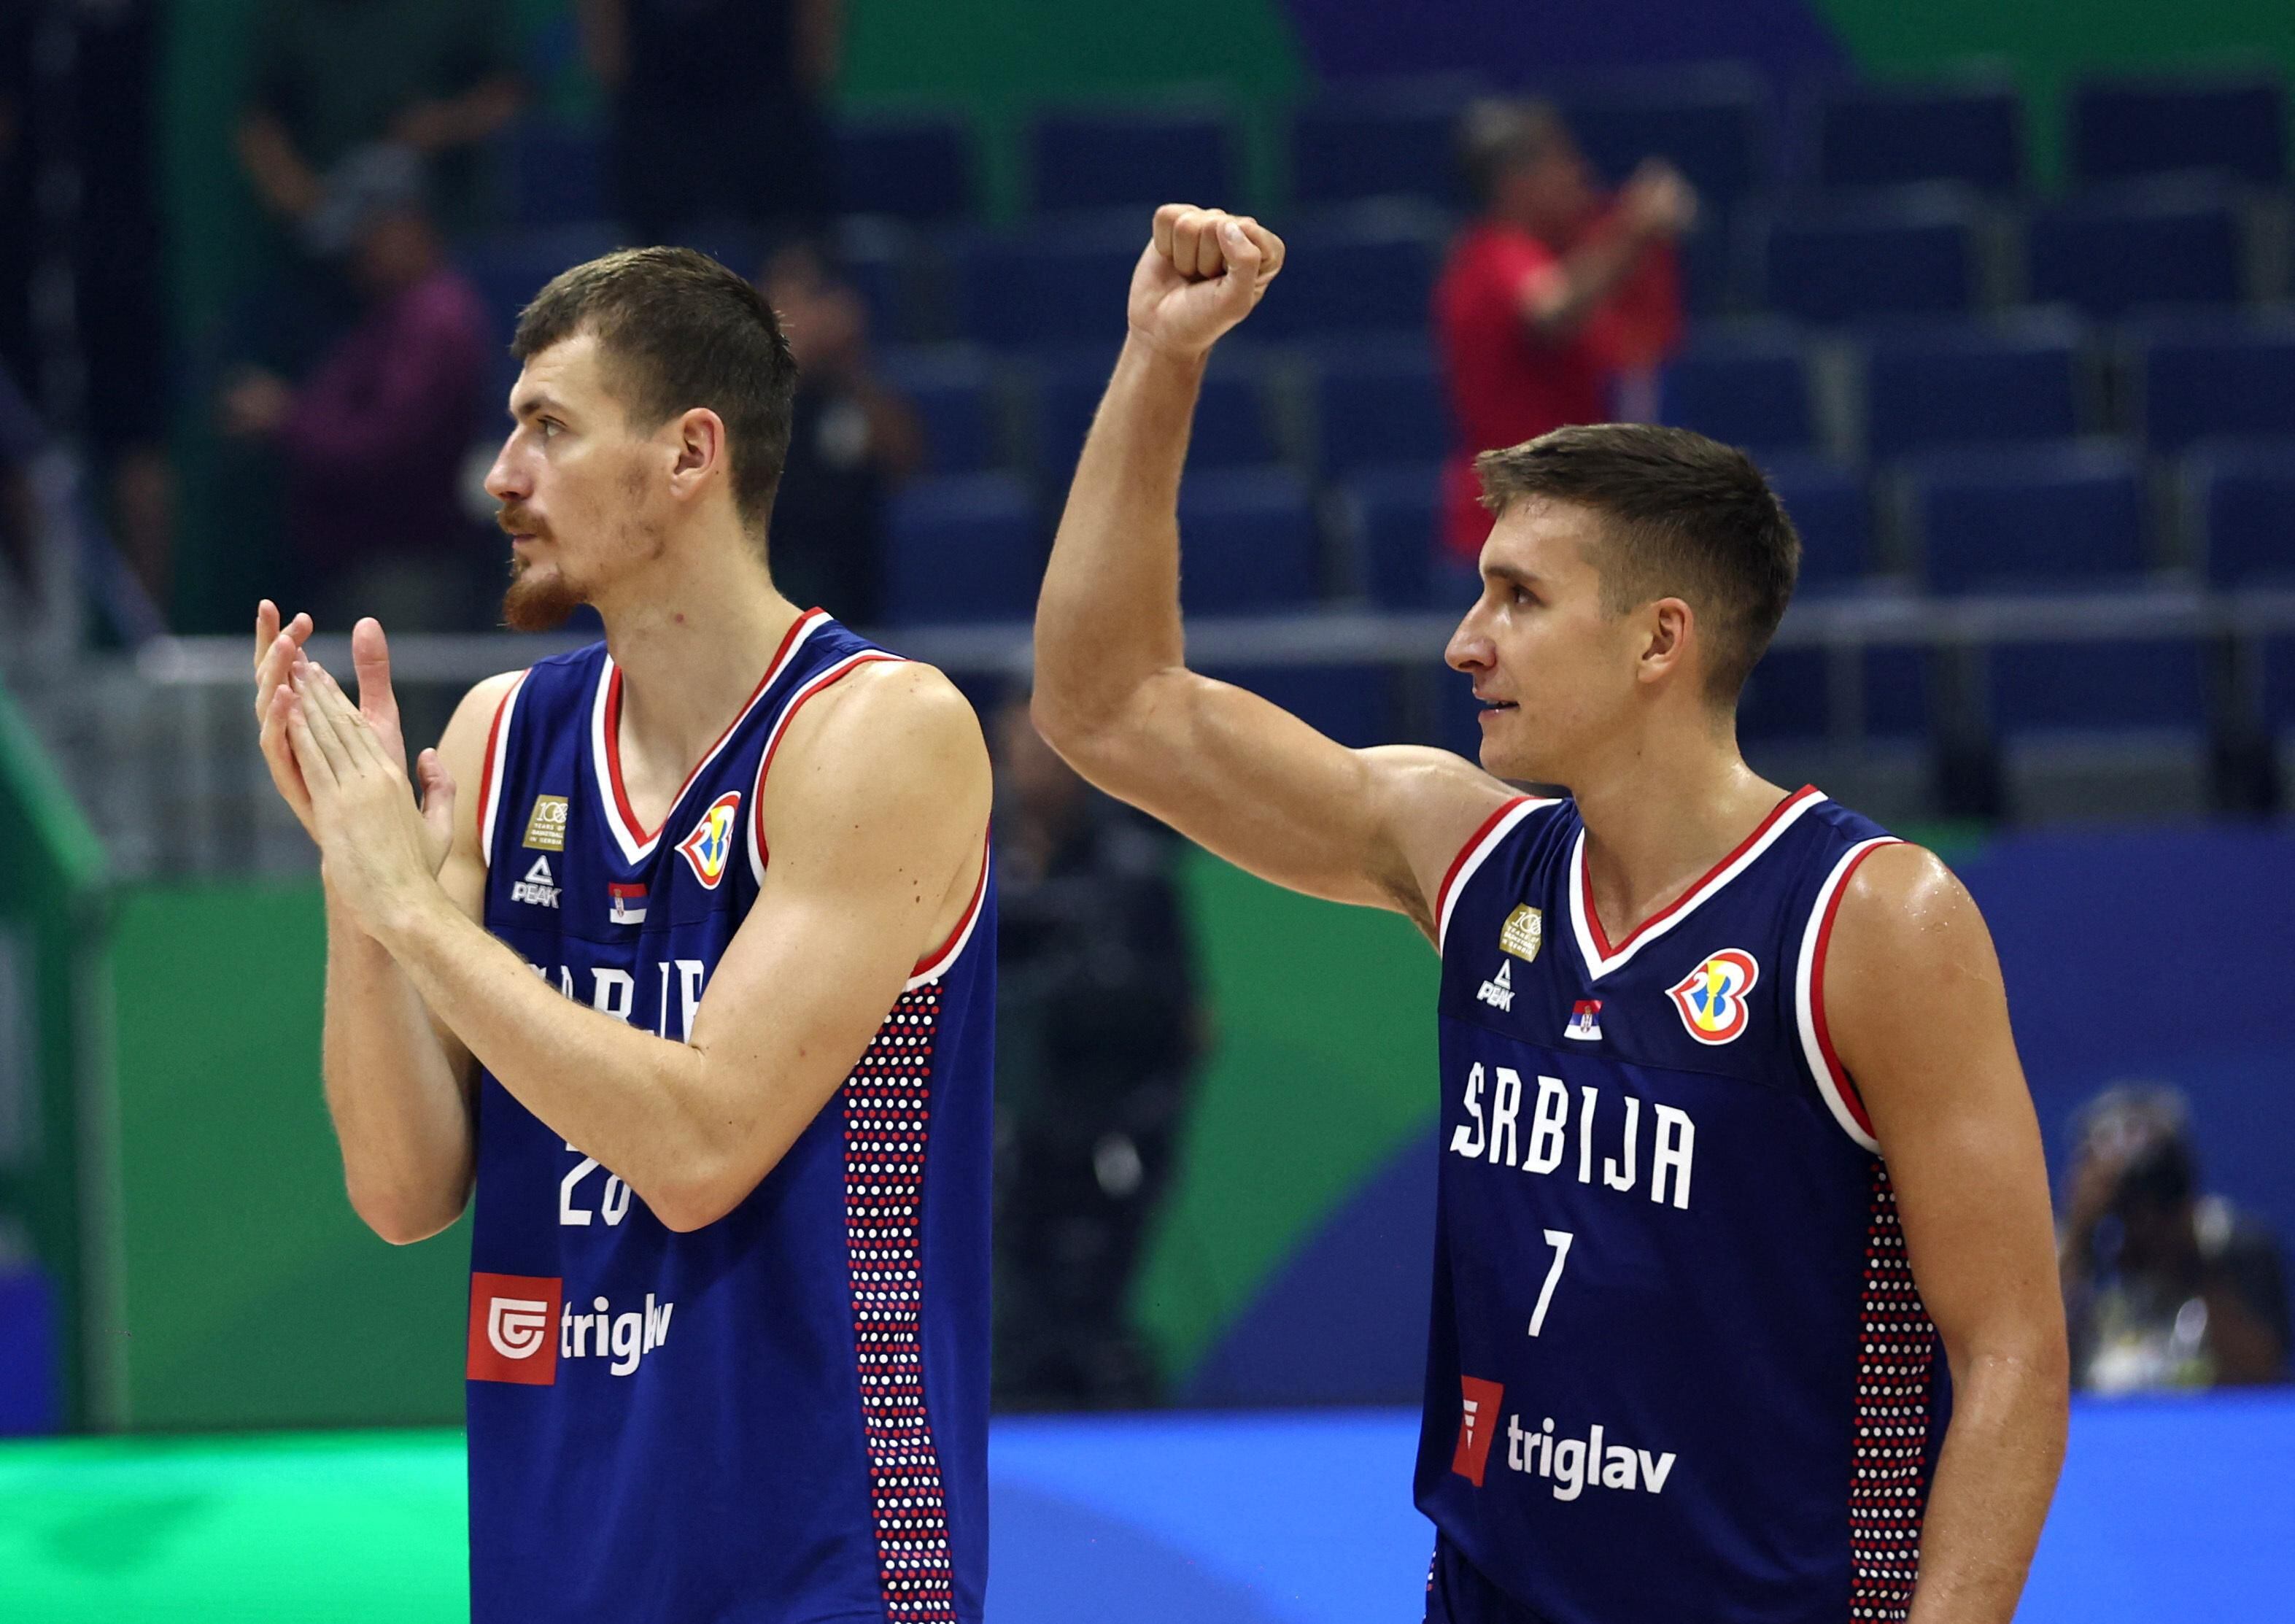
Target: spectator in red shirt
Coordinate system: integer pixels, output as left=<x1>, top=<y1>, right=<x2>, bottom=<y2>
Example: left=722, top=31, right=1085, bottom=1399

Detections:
left=1434, top=99, right=1696, bottom=564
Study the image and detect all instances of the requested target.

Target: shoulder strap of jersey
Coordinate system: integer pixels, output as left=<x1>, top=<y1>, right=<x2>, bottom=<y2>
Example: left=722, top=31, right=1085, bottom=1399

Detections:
left=1436, top=794, right=1564, bottom=954
left=1792, top=833, right=1906, bottom=1153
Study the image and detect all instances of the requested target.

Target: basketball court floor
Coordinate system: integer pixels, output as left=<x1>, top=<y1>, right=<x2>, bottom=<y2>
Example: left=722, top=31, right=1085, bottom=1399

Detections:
left=2, top=1396, right=2286, bottom=1620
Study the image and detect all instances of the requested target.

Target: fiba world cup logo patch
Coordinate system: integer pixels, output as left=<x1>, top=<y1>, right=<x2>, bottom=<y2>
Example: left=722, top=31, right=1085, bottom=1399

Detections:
left=676, top=791, right=742, bottom=889
left=1667, top=949, right=1760, bottom=1045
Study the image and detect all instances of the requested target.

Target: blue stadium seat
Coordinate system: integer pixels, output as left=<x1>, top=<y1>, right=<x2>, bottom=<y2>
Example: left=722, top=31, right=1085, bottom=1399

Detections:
left=2070, top=73, right=2287, bottom=187
left=878, top=347, right=999, bottom=476
left=1558, top=67, right=1773, bottom=208
left=1176, top=470, right=1321, bottom=614
left=882, top=473, right=1041, bottom=624
left=835, top=115, right=974, bottom=220
left=1255, top=204, right=1447, bottom=339
left=2027, top=185, right=2244, bottom=319
left=1340, top=463, right=1444, bottom=609
left=1199, top=665, right=1395, bottom=750
left=1031, top=348, right=1274, bottom=480
left=2130, top=314, right=2295, bottom=451
left=1310, top=339, right=1450, bottom=479
left=1290, top=80, right=1479, bottom=209
left=1860, top=312, right=2088, bottom=457
left=504, top=123, right=607, bottom=229
left=1738, top=647, right=1830, bottom=740
left=460, top=223, right=624, bottom=347
left=1811, top=80, right=2024, bottom=193
left=1029, top=109, right=1237, bottom=215
left=946, top=225, right=1141, bottom=349
left=829, top=221, right=924, bottom=345
left=1904, top=441, right=2150, bottom=594
left=2184, top=438, right=2295, bottom=587
left=1760, top=454, right=1872, bottom=587
left=1752, top=187, right=1981, bottom=322
left=2264, top=638, right=2295, bottom=734
left=1987, top=636, right=2209, bottom=735
left=1658, top=322, right=1816, bottom=457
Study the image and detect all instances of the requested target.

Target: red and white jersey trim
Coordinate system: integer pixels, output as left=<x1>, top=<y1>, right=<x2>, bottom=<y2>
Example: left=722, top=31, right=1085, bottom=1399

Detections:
left=1436, top=796, right=1560, bottom=954
left=742, top=649, right=908, bottom=885
left=589, top=609, right=829, bottom=866
left=907, top=839, right=991, bottom=991
left=476, top=670, right=531, bottom=870
left=1568, top=785, right=1827, bottom=981
left=1794, top=835, right=1903, bottom=1154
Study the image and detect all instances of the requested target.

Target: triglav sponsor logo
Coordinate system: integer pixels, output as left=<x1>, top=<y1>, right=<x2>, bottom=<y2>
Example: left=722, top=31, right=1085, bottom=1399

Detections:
left=488, top=1296, right=552, bottom=1359
left=1452, top=1374, right=1505, bottom=1487
left=468, top=1272, right=563, bottom=1385
left=1498, top=1412, right=1676, bottom=1502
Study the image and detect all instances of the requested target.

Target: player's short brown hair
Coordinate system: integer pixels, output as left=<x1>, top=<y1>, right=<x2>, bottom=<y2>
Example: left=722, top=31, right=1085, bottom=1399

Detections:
left=1475, top=423, right=1800, bottom=704
left=513, top=246, right=797, bottom=540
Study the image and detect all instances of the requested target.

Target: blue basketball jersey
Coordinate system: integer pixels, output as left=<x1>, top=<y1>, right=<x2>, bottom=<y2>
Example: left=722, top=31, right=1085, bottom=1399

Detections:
left=1418, top=786, right=1950, bottom=1624
left=463, top=609, right=994, bottom=1624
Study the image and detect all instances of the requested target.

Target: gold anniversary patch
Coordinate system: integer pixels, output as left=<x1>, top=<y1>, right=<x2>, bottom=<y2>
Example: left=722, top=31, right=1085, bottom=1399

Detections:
left=523, top=794, right=570, bottom=852
left=1499, top=904, right=1544, bottom=963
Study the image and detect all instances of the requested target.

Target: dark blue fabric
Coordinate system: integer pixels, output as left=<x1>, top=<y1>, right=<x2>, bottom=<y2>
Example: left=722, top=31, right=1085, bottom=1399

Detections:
left=466, top=617, right=994, bottom=1623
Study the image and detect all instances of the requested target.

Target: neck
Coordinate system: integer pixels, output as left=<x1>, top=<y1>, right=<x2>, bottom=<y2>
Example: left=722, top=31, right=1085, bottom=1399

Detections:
left=1567, top=712, right=1789, bottom=942
left=596, top=531, right=803, bottom=773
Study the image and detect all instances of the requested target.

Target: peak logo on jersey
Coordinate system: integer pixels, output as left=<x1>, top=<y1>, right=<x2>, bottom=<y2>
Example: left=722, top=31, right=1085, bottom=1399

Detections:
left=1667, top=950, right=1760, bottom=1045
left=1499, top=905, right=1544, bottom=963
left=511, top=856, right=560, bottom=909
left=522, top=793, right=568, bottom=851
left=1477, top=959, right=1515, bottom=1011
left=1564, top=999, right=1603, bottom=1041
left=1453, top=1375, right=1505, bottom=1487
left=676, top=792, right=741, bottom=889
left=608, top=882, right=648, bottom=925
left=468, top=1272, right=562, bottom=1385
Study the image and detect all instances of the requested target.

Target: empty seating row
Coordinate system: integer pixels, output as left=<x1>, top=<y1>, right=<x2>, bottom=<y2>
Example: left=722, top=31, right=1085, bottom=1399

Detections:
left=857, top=312, right=2295, bottom=498
left=500, top=71, right=2288, bottom=228
left=881, top=432, right=2295, bottom=631
left=1665, top=311, right=2295, bottom=457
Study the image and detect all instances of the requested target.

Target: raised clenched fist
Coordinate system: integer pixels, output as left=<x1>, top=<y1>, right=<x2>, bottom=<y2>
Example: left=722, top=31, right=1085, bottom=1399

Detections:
left=1126, top=204, right=1288, bottom=362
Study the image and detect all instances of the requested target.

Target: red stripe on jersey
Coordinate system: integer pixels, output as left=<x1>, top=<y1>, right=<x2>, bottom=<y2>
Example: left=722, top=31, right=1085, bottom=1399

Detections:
left=1808, top=838, right=1900, bottom=1138
left=1579, top=784, right=1823, bottom=960
left=1436, top=796, right=1535, bottom=938
left=602, top=608, right=824, bottom=846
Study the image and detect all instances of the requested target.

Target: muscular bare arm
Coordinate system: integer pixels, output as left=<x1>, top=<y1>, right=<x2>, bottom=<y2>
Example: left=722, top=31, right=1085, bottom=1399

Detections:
left=1827, top=846, right=2069, bottom=1624
left=253, top=605, right=507, bottom=1242
left=1033, top=204, right=1512, bottom=938
left=283, top=655, right=990, bottom=1234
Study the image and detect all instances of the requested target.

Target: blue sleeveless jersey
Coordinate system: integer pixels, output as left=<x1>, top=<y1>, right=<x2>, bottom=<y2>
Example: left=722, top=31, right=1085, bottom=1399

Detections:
left=1419, top=786, right=1951, bottom=1624
left=463, top=610, right=994, bottom=1624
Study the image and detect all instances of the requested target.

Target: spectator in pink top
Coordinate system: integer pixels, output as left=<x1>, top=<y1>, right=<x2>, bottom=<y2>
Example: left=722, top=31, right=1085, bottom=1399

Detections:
left=221, top=166, right=492, bottom=630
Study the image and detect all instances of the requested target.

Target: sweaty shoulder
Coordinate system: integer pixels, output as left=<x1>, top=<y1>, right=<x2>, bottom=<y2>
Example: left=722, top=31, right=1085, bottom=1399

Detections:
left=1822, top=843, right=2013, bottom=1094
left=1361, top=744, right=1528, bottom=943
left=759, top=658, right=991, bottom=839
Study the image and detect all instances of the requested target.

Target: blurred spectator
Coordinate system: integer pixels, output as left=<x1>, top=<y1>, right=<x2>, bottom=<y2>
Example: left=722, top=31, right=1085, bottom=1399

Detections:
left=760, top=241, right=920, bottom=625
left=218, top=171, right=493, bottom=633
left=237, top=0, right=522, bottom=250
left=2059, top=1084, right=2289, bottom=1393
left=0, top=0, right=172, bottom=611
left=582, top=0, right=840, bottom=245
left=1434, top=98, right=1692, bottom=565
left=991, top=695, right=1203, bottom=1409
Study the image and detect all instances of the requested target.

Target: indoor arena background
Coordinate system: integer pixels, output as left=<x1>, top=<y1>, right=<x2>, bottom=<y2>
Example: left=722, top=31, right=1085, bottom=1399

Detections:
left=3, top=0, right=2293, bottom=1618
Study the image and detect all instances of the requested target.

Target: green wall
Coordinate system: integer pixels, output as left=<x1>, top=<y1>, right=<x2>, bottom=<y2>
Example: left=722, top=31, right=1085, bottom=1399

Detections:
left=93, top=854, right=1432, bottom=1428
left=1134, top=852, right=1436, bottom=1385
left=1821, top=0, right=2295, bottom=185
left=109, top=883, right=468, bottom=1430
left=0, top=689, right=112, bottom=1429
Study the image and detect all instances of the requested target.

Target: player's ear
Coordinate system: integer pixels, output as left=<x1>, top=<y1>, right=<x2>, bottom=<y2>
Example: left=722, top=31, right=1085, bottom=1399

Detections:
left=1638, top=598, right=1695, bottom=688
left=667, top=407, right=729, bottom=498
